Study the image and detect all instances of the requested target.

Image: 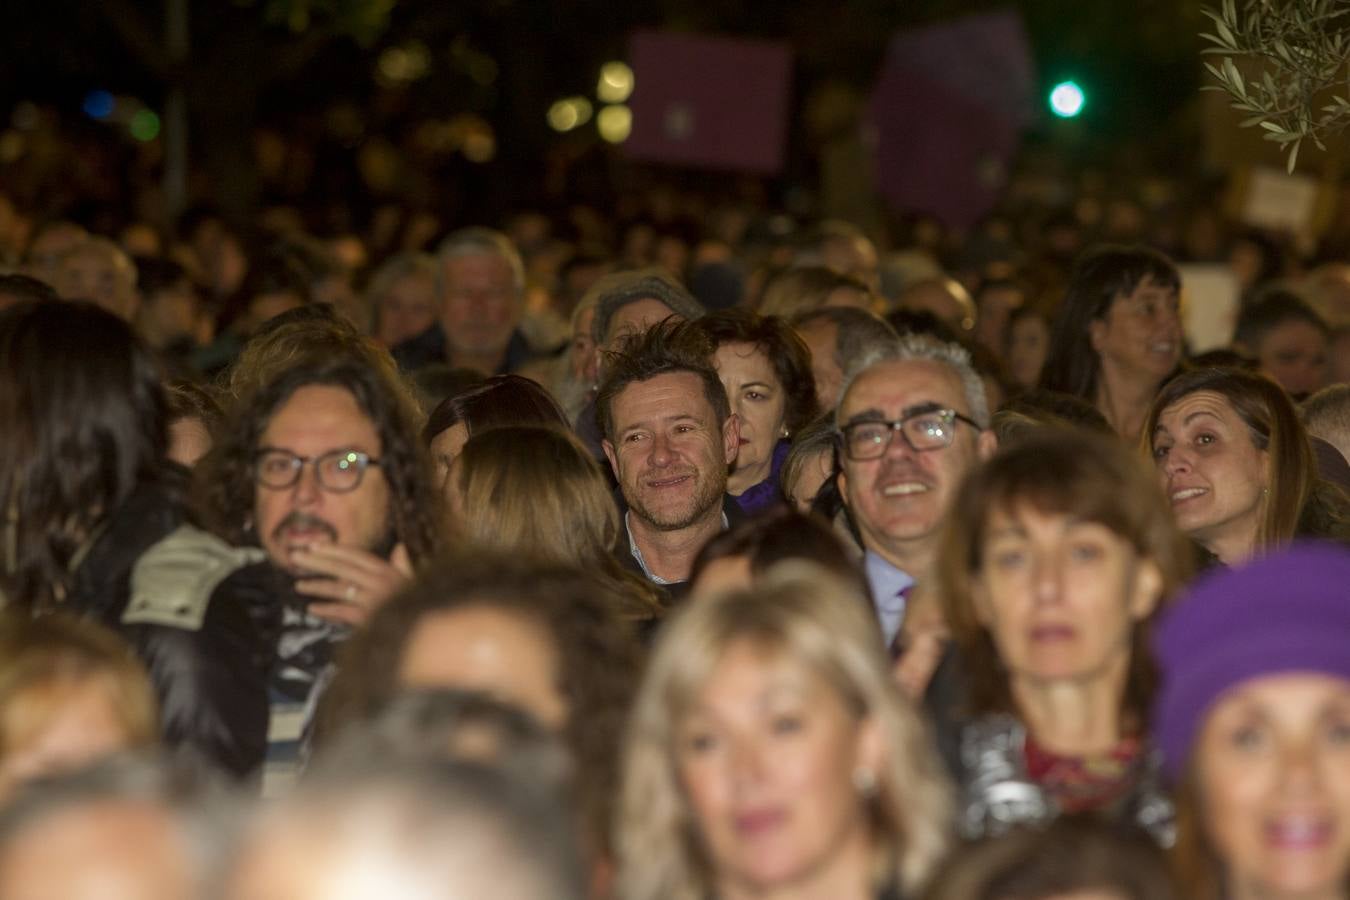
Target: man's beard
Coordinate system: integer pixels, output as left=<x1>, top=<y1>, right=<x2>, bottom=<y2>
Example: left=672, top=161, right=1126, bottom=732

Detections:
left=628, top=468, right=727, bottom=532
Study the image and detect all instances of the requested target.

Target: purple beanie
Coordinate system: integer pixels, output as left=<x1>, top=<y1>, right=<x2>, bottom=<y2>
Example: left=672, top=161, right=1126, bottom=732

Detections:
left=1152, top=542, right=1350, bottom=781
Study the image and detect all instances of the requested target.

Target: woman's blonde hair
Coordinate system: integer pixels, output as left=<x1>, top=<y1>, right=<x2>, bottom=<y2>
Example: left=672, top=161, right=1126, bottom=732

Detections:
left=451, top=425, right=664, bottom=619
left=0, top=613, right=159, bottom=758
left=615, top=562, right=952, bottom=900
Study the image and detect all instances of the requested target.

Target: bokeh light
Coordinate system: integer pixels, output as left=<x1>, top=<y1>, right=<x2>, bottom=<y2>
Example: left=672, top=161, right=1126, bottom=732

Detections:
left=547, top=97, right=593, bottom=132
left=1049, top=81, right=1085, bottom=118
left=597, top=104, right=632, bottom=143
left=10, top=102, right=39, bottom=131
left=376, top=41, right=431, bottom=88
left=82, top=90, right=114, bottom=121
left=597, top=62, right=634, bottom=103
left=0, top=131, right=25, bottom=163
left=462, top=130, right=495, bottom=163
left=129, top=109, right=160, bottom=142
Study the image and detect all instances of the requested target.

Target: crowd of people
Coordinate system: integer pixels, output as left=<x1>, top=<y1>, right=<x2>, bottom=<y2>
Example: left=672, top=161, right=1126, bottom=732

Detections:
left=0, top=179, right=1347, bottom=900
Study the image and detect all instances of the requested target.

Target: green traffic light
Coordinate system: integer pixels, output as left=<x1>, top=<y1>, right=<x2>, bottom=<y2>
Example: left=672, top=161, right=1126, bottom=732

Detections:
left=1049, top=81, right=1085, bottom=118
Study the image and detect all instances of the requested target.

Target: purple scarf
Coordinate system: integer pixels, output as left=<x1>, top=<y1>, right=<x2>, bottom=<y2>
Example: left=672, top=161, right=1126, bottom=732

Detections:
left=732, top=439, right=792, bottom=516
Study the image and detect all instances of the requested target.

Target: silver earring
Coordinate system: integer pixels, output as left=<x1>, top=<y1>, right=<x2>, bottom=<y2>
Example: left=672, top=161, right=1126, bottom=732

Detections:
left=852, top=767, right=878, bottom=799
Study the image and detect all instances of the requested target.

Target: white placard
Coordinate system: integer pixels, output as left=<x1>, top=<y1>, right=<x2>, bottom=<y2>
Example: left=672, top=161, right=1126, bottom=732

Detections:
left=1179, top=263, right=1242, bottom=354
left=1240, top=166, right=1319, bottom=235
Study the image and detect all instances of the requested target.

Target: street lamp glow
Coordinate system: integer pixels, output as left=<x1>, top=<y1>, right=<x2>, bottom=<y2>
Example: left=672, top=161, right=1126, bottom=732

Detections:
left=1049, top=81, right=1085, bottom=118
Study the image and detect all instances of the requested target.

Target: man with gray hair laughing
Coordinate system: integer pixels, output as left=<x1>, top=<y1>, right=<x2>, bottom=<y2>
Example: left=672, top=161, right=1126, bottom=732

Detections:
left=834, top=334, right=996, bottom=650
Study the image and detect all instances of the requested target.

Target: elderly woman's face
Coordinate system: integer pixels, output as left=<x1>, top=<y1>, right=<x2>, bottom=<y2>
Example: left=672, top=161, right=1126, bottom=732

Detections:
left=675, top=640, right=878, bottom=896
left=972, top=505, right=1160, bottom=686
left=714, top=341, right=789, bottom=490
left=1151, top=390, right=1269, bottom=561
left=1196, top=673, right=1350, bottom=900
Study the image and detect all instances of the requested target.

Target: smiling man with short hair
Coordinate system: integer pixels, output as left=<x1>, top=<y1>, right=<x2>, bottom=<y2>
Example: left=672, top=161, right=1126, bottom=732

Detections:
left=598, top=321, right=739, bottom=596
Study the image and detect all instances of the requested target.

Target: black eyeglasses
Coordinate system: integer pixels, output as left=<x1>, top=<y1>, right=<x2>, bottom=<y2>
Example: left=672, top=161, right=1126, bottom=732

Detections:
left=837, top=408, right=981, bottom=460
left=253, top=449, right=383, bottom=493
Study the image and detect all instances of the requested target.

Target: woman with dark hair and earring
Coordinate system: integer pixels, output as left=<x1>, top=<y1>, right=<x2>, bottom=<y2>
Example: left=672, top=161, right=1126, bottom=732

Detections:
left=695, top=309, right=820, bottom=515
left=1147, top=367, right=1350, bottom=566
left=1040, top=245, right=1184, bottom=442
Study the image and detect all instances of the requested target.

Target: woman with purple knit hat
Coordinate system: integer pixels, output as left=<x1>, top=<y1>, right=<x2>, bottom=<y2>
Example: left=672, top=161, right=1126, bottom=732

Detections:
left=1153, top=542, right=1350, bottom=900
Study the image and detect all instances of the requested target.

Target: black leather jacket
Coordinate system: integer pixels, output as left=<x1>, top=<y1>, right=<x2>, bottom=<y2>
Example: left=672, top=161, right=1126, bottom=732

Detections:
left=65, top=476, right=277, bottom=780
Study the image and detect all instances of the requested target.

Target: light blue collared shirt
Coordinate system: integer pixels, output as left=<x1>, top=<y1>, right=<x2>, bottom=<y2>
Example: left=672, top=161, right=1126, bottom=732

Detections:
left=626, top=511, right=730, bottom=585
left=864, top=550, right=915, bottom=647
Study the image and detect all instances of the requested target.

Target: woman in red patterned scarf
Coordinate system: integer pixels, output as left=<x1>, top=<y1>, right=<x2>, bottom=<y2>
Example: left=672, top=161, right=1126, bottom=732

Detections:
left=932, top=428, right=1194, bottom=845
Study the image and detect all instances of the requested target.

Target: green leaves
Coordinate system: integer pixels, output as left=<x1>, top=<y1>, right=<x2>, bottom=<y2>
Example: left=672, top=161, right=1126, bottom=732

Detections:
left=1198, top=0, right=1350, bottom=173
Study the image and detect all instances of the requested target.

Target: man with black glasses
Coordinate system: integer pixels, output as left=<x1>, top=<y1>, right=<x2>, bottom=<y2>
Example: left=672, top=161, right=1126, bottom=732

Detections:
left=129, top=352, right=439, bottom=785
left=834, top=334, right=996, bottom=649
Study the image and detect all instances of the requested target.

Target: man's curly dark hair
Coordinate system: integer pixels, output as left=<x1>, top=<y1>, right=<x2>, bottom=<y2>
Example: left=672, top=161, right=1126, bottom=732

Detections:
left=191, top=354, right=441, bottom=564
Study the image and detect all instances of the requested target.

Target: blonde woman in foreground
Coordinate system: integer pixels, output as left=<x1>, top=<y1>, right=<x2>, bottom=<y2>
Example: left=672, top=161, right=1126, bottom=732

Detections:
left=616, top=563, right=951, bottom=900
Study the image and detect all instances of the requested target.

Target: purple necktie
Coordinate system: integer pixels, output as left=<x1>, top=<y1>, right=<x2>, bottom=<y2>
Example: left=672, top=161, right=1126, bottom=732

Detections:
left=887, top=584, right=912, bottom=660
